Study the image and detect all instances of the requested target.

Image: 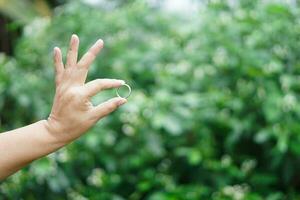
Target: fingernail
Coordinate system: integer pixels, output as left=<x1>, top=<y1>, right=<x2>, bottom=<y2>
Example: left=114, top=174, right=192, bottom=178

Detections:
left=118, top=98, right=127, bottom=106
left=71, top=34, right=79, bottom=44
left=118, top=80, right=126, bottom=85
left=96, top=39, right=104, bottom=46
left=53, top=47, right=59, bottom=56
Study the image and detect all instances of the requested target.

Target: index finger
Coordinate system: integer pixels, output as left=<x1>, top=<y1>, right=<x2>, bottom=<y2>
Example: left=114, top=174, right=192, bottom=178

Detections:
left=84, top=78, right=125, bottom=98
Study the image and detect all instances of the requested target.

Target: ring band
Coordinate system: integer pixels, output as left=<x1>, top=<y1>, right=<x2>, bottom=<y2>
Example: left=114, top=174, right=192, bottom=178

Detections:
left=116, top=83, right=131, bottom=99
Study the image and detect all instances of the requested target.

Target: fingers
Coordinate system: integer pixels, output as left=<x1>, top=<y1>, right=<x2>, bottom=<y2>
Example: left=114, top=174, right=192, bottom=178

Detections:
left=66, top=34, right=79, bottom=68
left=53, top=47, right=64, bottom=84
left=77, top=39, right=103, bottom=69
left=92, top=97, right=127, bottom=119
left=84, top=79, right=125, bottom=97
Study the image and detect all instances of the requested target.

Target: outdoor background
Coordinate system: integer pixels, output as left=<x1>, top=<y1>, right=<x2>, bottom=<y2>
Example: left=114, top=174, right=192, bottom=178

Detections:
left=1, top=0, right=300, bottom=199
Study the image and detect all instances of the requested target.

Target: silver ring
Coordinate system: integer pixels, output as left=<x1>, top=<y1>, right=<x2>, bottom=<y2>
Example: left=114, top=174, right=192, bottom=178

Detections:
left=116, top=83, right=131, bottom=99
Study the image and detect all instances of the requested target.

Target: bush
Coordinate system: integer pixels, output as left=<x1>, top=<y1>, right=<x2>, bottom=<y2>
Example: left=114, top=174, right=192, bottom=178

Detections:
left=1, top=0, right=300, bottom=199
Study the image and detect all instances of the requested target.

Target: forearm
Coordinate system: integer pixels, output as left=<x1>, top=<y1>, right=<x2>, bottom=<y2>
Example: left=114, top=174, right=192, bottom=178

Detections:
left=0, top=120, right=65, bottom=180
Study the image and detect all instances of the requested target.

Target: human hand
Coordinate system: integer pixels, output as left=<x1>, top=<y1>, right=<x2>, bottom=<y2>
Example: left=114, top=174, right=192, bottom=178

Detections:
left=45, top=34, right=127, bottom=144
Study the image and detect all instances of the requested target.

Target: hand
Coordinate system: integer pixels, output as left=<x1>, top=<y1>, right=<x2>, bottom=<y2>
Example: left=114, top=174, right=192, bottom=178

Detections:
left=45, top=34, right=127, bottom=144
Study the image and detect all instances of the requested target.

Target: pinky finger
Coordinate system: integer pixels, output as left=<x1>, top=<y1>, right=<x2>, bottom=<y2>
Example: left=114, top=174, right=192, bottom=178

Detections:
left=92, top=97, right=127, bottom=120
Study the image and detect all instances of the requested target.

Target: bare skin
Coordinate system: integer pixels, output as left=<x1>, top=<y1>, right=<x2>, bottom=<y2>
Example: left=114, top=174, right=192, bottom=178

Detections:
left=0, top=34, right=127, bottom=180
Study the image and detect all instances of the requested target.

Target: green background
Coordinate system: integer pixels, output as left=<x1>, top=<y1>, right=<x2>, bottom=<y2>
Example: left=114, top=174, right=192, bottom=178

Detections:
left=1, top=0, right=300, bottom=199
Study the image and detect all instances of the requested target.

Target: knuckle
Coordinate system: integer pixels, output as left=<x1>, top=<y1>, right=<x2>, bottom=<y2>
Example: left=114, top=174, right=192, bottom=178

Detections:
left=88, top=51, right=96, bottom=59
left=67, top=51, right=73, bottom=57
left=95, top=79, right=104, bottom=88
left=77, top=62, right=85, bottom=69
left=111, top=101, right=119, bottom=110
left=66, top=87, right=82, bottom=99
left=89, top=112, right=100, bottom=122
left=69, top=44, right=75, bottom=51
left=55, top=79, right=61, bottom=86
left=105, top=103, right=117, bottom=113
left=66, top=90, right=77, bottom=99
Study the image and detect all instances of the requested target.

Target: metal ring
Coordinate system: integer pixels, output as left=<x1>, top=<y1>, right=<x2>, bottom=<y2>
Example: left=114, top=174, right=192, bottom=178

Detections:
left=116, top=83, right=131, bottom=99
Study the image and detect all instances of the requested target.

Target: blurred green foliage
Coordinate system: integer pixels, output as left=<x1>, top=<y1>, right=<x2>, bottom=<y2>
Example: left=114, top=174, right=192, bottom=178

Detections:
left=0, top=0, right=64, bottom=24
left=1, top=0, right=300, bottom=199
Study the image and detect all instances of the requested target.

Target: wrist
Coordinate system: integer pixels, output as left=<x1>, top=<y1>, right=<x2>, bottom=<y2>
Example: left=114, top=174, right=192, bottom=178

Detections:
left=40, top=119, right=68, bottom=148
